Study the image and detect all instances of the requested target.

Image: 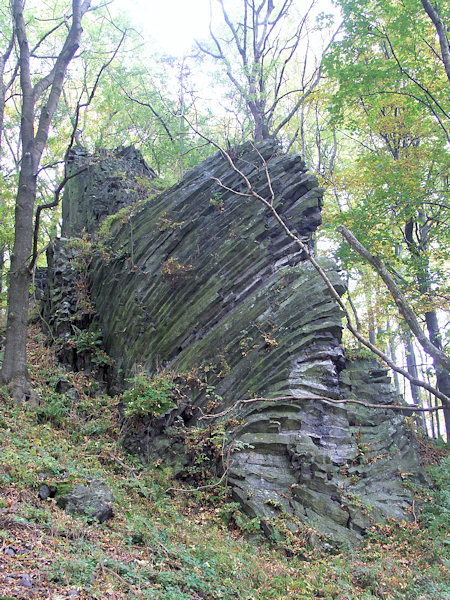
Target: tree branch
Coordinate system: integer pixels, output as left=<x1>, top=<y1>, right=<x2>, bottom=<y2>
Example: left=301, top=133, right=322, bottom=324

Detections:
left=34, top=0, right=92, bottom=159
left=68, top=27, right=127, bottom=151
left=198, top=394, right=446, bottom=423
left=272, top=21, right=343, bottom=136
left=183, top=119, right=449, bottom=407
left=384, top=29, right=450, bottom=122
left=337, top=225, right=450, bottom=372
left=29, top=165, right=89, bottom=274
left=118, top=85, right=175, bottom=144
left=420, top=0, right=450, bottom=85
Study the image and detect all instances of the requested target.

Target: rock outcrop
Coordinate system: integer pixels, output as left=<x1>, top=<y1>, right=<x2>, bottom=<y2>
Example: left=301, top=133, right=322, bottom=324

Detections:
left=55, top=479, right=114, bottom=523
left=42, top=141, right=425, bottom=544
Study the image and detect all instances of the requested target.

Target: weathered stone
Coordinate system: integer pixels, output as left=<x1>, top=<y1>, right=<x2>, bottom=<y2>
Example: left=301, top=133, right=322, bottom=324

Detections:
left=56, top=479, right=114, bottom=523
left=43, top=141, right=426, bottom=544
left=18, top=574, right=33, bottom=588
left=38, top=483, right=57, bottom=500
left=63, top=145, right=156, bottom=236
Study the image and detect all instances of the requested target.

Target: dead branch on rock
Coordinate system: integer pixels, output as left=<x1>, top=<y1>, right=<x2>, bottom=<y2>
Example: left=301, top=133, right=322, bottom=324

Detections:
left=197, top=393, right=445, bottom=422
left=183, top=119, right=448, bottom=407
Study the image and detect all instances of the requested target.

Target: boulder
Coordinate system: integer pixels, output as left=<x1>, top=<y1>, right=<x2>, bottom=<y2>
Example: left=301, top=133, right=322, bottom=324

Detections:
left=56, top=479, right=114, bottom=523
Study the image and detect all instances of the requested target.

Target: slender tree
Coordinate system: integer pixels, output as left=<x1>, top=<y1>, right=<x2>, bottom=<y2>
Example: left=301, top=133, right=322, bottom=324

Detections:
left=197, top=0, right=340, bottom=142
left=1, top=0, right=91, bottom=401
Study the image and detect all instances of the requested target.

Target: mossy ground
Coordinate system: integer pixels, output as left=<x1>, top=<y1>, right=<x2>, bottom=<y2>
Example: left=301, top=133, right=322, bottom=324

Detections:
left=0, top=327, right=448, bottom=599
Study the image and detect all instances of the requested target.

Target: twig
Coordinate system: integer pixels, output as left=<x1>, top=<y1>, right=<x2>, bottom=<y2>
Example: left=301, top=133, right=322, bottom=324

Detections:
left=68, top=28, right=127, bottom=152
left=412, top=499, right=418, bottom=524
left=106, top=452, right=151, bottom=500
left=181, top=119, right=448, bottom=406
left=197, top=394, right=445, bottom=421
left=100, top=563, right=145, bottom=599
left=29, top=165, right=89, bottom=273
left=165, top=470, right=228, bottom=494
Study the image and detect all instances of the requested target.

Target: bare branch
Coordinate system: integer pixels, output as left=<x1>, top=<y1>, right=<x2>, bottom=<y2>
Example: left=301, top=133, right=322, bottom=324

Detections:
left=337, top=225, right=450, bottom=372
left=29, top=164, right=89, bottom=274
left=183, top=118, right=449, bottom=407
left=198, top=394, right=445, bottom=423
left=116, top=83, right=175, bottom=144
left=384, top=30, right=450, bottom=122
left=34, top=0, right=93, bottom=159
left=68, top=27, right=127, bottom=151
left=0, top=25, right=15, bottom=160
left=272, top=21, right=343, bottom=137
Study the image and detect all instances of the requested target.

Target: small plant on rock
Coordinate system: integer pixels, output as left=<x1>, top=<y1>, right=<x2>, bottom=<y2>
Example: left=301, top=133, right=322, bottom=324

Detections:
left=161, top=257, right=194, bottom=287
left=122, top=371, right=178, bottom=419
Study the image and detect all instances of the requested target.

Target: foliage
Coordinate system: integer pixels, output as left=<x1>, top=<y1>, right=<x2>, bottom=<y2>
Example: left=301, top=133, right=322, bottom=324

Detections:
left=65, top=326, right=113, bottom=368
left=161, top=256, right=194, bottom=285
left=323, top=0, right=450, bottom=309
left=420, top=453, right=450, bottom=540
left=0, top=330, right=449, bottom=599
left=122, top=371, right=178, bottom=418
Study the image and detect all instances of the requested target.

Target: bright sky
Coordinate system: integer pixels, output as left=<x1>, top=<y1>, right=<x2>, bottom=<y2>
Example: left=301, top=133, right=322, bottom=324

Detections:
left=116, top=0, right=212, bottom=56
left=113, top=0, right=339, bottom=59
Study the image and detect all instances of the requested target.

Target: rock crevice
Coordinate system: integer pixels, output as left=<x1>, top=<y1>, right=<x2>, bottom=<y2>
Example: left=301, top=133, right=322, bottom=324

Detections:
left=42, top=141, right=425, bottom=544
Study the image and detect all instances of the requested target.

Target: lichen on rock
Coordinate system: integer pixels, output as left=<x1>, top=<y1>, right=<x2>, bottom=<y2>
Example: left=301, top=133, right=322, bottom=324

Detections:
left=42, top=140, right=426, bottom=545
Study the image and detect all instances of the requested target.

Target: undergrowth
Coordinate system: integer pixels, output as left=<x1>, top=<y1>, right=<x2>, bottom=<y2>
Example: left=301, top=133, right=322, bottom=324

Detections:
left=0, top=327, right=448, bottom=599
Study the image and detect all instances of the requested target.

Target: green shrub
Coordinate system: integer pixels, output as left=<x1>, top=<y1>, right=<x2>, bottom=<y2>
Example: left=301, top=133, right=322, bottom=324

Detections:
left=122, top=371, right=177, bottom=418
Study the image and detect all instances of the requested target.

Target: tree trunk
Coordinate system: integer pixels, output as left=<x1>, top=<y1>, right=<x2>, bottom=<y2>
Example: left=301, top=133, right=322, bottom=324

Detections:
left=364, top=285, right=376, bottom=346
left=425, top=309, right=450, bottom=438
left=1, top=0, right=91, bottom=402
left=387, top=321, right=400, bottom=395
left=404, top=331, right=427, bottom=432
left=251, top=103, right=270, bottom=142
left=0, top=245, right=4, bottom=299
left=1, top=150, right=37, bottom=400
left=401, top=216, right=450, bottom=438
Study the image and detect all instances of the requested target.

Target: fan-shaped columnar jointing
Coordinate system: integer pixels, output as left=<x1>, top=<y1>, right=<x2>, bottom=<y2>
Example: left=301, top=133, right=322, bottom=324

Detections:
left=44, top=141, right=426, bottom=545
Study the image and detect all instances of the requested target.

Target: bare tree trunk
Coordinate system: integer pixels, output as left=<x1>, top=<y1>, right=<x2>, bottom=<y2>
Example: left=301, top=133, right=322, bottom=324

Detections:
left=0, top=246, right=4, bottom=299
left=424, top=308, right=450, bottom=437
left=364, top=285, right=376, bottom=346
left=1, top=0, right=91, bottom=401
left=0, top=31, right=15, bottom=163
left=346, top=276, right=362, bottom=351
left=435, top=395, right=442, bottom=438
left=404, top=330, right=427, bottom=432
left=404, top=332, right=422, bottom=406
left=387, top=321, right=400, bottom=395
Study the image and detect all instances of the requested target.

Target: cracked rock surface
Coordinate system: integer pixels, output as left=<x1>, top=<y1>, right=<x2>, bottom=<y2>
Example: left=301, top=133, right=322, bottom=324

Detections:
left=43, top=141, right=426, bottom=544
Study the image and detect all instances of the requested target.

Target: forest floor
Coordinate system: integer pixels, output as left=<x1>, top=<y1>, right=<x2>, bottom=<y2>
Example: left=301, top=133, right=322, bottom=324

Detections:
left=0, top=326, right=448, bottom=600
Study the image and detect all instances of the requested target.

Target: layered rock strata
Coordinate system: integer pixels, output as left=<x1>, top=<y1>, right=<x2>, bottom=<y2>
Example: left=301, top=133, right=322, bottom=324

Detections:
left=43, top=141, right=425, bottom=543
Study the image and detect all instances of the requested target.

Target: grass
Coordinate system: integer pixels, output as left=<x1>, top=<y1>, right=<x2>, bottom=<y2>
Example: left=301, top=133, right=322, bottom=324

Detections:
left=0, top=327, right=448, bottom=599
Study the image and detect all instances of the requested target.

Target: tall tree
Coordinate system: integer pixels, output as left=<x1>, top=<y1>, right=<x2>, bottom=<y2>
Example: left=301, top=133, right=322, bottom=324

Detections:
left=1, top=0, right=91, bottom=401
left=324, top=0, right=450, bottom=435
left=197, top=0, right=340, bottom=141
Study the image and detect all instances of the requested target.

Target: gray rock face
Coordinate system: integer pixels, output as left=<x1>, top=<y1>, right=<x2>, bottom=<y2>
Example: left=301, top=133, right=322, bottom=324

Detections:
left=56, top=480, right=114, bottom=523
left=43, top=141, right=426, bottom=544
left=63, top=145, right=156, bottom=236
left=226, top=359, right=425, bottom=544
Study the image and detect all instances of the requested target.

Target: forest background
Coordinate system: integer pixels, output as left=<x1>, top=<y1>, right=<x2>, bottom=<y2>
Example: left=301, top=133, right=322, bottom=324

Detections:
left=0, top=0, right=448, bottom=439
